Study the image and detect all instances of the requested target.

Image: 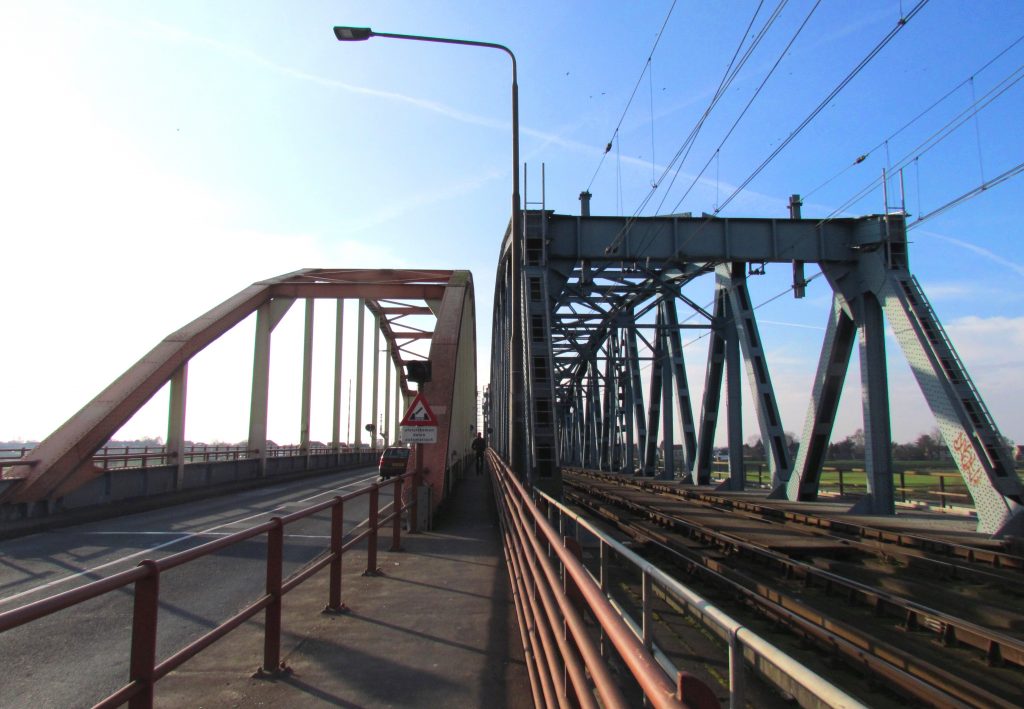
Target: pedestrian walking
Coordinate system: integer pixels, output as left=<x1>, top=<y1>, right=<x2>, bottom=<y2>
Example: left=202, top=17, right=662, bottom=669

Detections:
left=471, top=432, right=487, bottom=475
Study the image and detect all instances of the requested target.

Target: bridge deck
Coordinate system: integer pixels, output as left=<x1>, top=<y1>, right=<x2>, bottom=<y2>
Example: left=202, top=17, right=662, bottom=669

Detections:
left=156, top=473, right=530, bottom=708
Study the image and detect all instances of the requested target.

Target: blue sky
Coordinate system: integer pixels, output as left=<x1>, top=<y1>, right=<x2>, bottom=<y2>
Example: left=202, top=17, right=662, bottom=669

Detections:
left=2, top=1, right=1022, bottom=448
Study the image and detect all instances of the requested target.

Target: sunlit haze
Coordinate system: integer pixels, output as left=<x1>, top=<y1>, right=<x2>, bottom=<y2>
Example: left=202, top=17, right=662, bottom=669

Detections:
left=2, top=1, right=1022, bottom=448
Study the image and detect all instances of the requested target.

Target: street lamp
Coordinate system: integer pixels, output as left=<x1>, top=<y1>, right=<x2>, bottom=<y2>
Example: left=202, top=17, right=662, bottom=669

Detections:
left=333, top=25, right=526, bottom=474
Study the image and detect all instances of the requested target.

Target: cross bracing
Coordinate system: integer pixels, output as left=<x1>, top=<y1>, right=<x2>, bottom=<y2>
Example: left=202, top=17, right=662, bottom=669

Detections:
left=490, top=209, right=1023, bottom=537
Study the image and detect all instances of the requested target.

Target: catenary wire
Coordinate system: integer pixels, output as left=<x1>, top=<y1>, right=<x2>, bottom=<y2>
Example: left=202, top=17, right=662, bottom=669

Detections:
left=585, top=0, right=680, bottom=193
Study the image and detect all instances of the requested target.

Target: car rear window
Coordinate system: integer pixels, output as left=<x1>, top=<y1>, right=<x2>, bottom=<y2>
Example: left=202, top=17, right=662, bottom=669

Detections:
left=383, top=448, right=411, bottom=459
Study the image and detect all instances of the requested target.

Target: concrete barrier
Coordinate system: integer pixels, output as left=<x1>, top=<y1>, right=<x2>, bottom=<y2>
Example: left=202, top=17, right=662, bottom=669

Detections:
left=0, top=451, right=378, bottom=538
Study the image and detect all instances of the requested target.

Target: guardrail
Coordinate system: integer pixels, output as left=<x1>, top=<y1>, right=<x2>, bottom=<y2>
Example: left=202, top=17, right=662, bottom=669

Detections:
left=0, top=444, right=381, bottom=474
left=0, top=470, right=420, bottom=708
left=490, top=452, right=692, bottom=709
left=491, top=452, right=866, bottom=708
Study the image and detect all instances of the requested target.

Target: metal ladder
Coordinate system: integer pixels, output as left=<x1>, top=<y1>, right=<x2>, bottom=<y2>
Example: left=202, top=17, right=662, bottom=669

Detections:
left=522, top=164, right=558, bottom=479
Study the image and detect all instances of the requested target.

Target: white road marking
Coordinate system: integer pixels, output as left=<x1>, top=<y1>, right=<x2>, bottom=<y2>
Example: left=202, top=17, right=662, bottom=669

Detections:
left=0, top=471, right=381, bottom=607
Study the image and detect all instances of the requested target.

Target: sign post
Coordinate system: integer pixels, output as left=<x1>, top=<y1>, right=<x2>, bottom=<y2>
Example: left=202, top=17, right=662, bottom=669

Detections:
left=399, top=392, right=438, bottom=444
left=400, top=392, right=438, bottom=534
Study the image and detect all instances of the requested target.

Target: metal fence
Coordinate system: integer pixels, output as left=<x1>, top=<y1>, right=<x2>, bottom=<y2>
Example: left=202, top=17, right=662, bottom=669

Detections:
left=0, top=470, right=420, bottom=708
left=0, top=444, right=379, bottom=474
left=491, top=452, right=866, bottom=709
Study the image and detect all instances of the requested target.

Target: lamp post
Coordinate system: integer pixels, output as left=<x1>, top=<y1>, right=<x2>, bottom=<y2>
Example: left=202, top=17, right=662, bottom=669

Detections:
left=333, top=26, right=526, bottom=477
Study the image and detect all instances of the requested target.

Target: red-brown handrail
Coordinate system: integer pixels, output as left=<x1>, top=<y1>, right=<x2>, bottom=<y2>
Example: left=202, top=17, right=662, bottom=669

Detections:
left=488, top=451, right=689, bottom=708
left=0, top=470, right=420, bottom=708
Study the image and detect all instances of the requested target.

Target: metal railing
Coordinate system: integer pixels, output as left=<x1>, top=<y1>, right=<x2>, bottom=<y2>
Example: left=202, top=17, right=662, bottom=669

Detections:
left=490, top=452, right=688, bottom=709
left=0, top=470, right=420, bottom=708
left=0, top=443, right=381, bottom=475
left=491, top=452, right=866, bottom=708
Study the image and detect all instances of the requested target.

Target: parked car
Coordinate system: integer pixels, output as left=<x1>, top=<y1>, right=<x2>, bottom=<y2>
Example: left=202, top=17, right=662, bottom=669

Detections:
left=378, top=446, right=411, bottom=480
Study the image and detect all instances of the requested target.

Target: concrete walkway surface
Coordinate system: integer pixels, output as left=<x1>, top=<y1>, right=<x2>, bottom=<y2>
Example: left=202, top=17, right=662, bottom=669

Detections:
left=156, top=472, right=532, bottom=708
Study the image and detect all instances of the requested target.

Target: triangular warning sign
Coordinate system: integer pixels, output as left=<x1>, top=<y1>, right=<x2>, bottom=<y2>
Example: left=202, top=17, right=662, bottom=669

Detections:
left=400, top=392, right=438, bottom=426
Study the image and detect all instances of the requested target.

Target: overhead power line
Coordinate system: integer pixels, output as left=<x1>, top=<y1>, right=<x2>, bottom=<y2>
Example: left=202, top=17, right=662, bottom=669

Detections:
left=603, top=0, right=783, bottom=255
left=803, top=31, right=1024, bottom=200
left=585, top=0, right=679, bottom=193
left=822, top=61, right=1024, bottom=222
left=908, top=158, right=1024, bottom=229
left=712, top=0, right=930, bottom=217
left=661, top=0, right=823, bottom=216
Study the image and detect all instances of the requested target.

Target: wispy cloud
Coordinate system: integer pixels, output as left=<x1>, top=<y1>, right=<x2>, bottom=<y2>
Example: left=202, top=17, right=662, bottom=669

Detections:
left=759, top=319, right=826, bottom=331
left=136, top=18, right=792, bottom=217
left=916, top=229, right=1024, bottom=279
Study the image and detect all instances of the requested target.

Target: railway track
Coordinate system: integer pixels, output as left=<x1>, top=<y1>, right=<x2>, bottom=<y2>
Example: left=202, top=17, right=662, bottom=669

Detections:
left=562, top=468, right=1024, bottom=708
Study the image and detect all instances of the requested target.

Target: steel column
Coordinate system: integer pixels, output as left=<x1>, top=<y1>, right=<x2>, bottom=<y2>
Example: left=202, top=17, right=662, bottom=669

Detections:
left=695, top=289, right=727, bottom=484
left=332, top=299, right=345, bottom=449
left=248, top=298, right=294, bottom=475
left=167, top=363, right=187, bottom=490
left=663, top=297, right=698, bottom=479
left=354, top=299, right=365, bottom=448
left=300, top=298, right=314, bottom=456
left=850, top=292, right=896, bottom=515
left=371, top=311, right=380, bottom=450
left=789, top=295, right=856, bottom=500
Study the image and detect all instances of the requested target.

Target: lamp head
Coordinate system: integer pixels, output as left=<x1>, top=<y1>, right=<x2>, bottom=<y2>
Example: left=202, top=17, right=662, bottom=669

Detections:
left=334, top=26, right=373, bottom=41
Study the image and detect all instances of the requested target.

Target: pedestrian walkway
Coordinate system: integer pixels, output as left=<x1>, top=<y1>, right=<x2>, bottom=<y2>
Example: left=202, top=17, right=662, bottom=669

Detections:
left=157, top=472, right=531, bottom=708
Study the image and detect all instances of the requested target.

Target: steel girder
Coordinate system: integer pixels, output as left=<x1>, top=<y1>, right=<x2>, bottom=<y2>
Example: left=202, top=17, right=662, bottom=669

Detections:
left=490, top=209, right=1021, bottom=537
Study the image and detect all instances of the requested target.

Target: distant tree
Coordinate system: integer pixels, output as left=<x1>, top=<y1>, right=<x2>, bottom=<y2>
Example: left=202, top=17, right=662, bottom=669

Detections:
left=784, top=431, right=799, bottom=456
left=828, top=429, right=864, bottom=460
left=745, top=435, right=765, bottom=460
left=914, top=429, right=943, bottom=460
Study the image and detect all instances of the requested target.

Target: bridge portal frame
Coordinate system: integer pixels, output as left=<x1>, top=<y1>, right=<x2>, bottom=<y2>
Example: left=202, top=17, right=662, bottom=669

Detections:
left=490, top=209, right=1022, bottom=536
left=3, top=269, right=477, bottom=516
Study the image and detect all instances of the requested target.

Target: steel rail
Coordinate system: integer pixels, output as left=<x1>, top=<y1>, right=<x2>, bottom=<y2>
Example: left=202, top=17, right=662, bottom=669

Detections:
left=577, top=468, right=1022, bottom=571
left=538, top=482, right=867, bottom=709
left=566, top=472, right=1024, bottom=667
left=566, top=479, right=1021, bottom=708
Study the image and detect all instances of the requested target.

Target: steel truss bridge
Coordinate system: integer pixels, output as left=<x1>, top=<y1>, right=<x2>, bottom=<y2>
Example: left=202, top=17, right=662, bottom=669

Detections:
left=0, top=269, right=477, bottom=519
left=1, top=207, right=1021, bottom=538
left=489, top=204, right=1023, bottom=537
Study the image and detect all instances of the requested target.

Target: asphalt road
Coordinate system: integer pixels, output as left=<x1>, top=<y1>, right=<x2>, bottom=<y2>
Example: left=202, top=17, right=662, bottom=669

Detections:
left=0, top=466, right=389, bottom=708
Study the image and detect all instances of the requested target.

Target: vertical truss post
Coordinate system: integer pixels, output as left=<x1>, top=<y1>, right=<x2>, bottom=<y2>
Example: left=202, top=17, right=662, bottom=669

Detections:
left=626, top=319, right=646, bottom=474
left=371, top=310, right=380, bottom=451
left=622, top=334, right=636, bottom=473
left=695, top=288, right=727, bottom=485
left=659, top=303, right=675, bottom=481
left=723, top=282, right=745, bottom=491
left=850, top=292, right=896, bottom=515
left=645, top=305, right=665, bottom=476
left=663, top=296, right=698, bottom=480
left=332, top=300, right=345, bottom=450
left=789, top=295, right=856, bottom=500
left=586, top=360, right=602, bottom=468
left=383, top=342, right=391, bottom=446
left=719, top=263, right=791, bottom=495
left=167, top=363, right=187, bottom=490
left=300, top=298, right=315, bottom=458
left=393, top=368, right=402, bottom=449
left=248, top=298, right=294, bottom=476
left=600, top=341, right=615, bottom=471
left=354, top=299, right=365, bottom=448
left=573, top=385, right=585, bottom=466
